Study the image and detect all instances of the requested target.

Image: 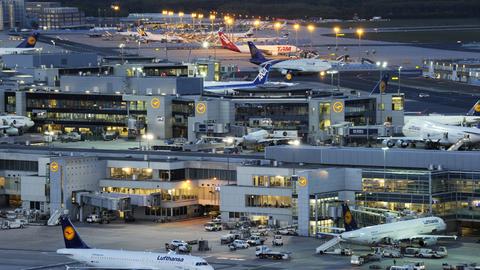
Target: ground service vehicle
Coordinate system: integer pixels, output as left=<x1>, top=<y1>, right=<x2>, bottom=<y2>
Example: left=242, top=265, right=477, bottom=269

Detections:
left=255, top=246, right=290, bottom=260
left=272, top=235, right=283, bottom=246
left=247, top=235, right=266, bottom=246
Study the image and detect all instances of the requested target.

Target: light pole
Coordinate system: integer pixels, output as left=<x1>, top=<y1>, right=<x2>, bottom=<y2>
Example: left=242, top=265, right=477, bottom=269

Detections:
left=209, top=14, right=216, bottom=33
left=274, top=21, right=281, bottom=39
left=333, top=26, right=340, bottom=53
left=356, top=28, right=364, bottom=60
left=398, top=66, right=403, bottom=94
left=293, top=23, right=300, bottom=46
left=254, top=19, right=260, bottom=34
left=118, top=43, right=125, bottom=63
left=198, top=13, right=204, bottom=30
left=307, top=24, right=315, bottom=51
left=178, top=12, right=184, bottom=29
left=191, top=13, right=197, bottom=31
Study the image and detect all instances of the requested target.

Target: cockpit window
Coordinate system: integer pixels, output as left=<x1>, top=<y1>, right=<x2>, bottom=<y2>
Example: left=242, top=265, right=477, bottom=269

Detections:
left=195, top=262, right=208, bottom=266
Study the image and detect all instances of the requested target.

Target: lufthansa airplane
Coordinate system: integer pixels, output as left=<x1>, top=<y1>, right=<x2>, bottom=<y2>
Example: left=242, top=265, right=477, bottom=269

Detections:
left=56, top=215, right=214, bottom=270
left=320, top=204, right=456, bottom=247
left=0, top=32, right=40, bottom=55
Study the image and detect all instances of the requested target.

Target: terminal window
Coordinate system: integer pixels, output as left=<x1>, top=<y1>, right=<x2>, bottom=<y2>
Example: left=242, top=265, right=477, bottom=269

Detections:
left=245, top=195, right=292, bottom=208
left=392, top=97, right=404, bottom=111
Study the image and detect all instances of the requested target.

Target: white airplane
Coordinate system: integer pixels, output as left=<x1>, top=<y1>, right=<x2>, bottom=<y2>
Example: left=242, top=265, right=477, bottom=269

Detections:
left=218, top=31, right=299, bottom=56
left=136, top=27, right=185, bottom=43
left=405, top=100, right=480, bottom=126
left=203, top=63, right=273, bottom=93
left=0, top=32, right=40, bottom=56
left=220, top=129, right=300, bottom=146
left=247, top=41, right=331, bottom=80
left=56, top=215, right=214, bottom=270
left=0, top=115, right=34, bottom=136
left=318, top=204, right=456, bottom=249
left=381, top=119, right=480, bottom=149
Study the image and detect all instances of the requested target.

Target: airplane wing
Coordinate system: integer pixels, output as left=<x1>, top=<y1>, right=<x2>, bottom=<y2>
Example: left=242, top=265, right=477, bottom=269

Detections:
left=257, top=137, right=298, bottom=144
left=377, top=136, right=425, bottom=142
left=0, top=125, right=11, bottom=130
left=409, top=235, right=457, bottom=240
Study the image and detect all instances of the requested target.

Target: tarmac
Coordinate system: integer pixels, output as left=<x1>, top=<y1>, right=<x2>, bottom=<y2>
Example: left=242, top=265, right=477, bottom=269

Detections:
left=0, top=218, right=478, bottom=270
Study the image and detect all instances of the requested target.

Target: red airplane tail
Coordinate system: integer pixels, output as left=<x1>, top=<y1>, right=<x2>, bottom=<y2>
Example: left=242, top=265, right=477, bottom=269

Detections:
left=218, top=32, right=241, bottom=53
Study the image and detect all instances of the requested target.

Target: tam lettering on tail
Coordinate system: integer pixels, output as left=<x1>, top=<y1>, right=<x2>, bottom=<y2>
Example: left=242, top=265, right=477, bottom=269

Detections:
left=342, top=203, right=358, bottom=232
left=248, top=41, right=268, bottom=65
left=467, top=100, right=480, bottom=116
left=60, top=215, right=90, bottom=249
left=218, top=32, right=241, bottom=53
left=17, top=32, right=39, bottom=48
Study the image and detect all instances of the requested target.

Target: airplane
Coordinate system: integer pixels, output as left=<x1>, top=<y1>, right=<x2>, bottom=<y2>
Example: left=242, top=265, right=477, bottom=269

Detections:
left=381, top=119, right=480, bottom=149
left=0, top=32, right=40, bottom=56
left=247, top=41, right=332, bottom=81
left=136, top=27, right=185, bottom=43
left=56, top=215, right=214, bottom=270
left=0, top=115, right=34, bottom=136
left=218, top=31, right=300, bottom=56
left=317, top=203, right=456, bottom=249
left=220, top=129, right=300, bottom=146
left=405, top=100, right=480, bottom=126
left=203, top=63, right=272, bottom=93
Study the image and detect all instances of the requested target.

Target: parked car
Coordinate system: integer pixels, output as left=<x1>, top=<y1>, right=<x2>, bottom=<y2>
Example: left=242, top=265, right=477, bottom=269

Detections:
left=246, top=235, right=265, bottom=246
left=171, top=240, right=187, bottom=248
left=1, top=219, right=25, bottom=229
left=204, top=222, right=222, bottom=231
left=229, top=240, right=249, bottom=249
left=86, top=214, right=101, bottom=223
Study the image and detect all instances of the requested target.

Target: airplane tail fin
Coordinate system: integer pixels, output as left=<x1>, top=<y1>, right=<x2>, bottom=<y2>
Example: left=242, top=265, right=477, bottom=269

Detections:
left=248, top=41, right=268, bottom=65
left=60, top=215, right=90, bottom=249
left=16, top=32, right=39, bottom=48
left=369, top=73, right=390, bottom=96
left=252, top=63, right=272, bottom=85
left=137, top=26, right=147, bottom=37
left=218, top=31, right=241, bottom=53
left=342, top=203, right=358, bottom=231
left=466, top=100, right=480, bottom=116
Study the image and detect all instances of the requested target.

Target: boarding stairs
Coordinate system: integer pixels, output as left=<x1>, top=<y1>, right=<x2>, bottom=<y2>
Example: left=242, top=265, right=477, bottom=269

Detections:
left=47, top=209, right=62, bottom=226
left=447, top=137, right=470, bottom=151
left=315, top=236, right=342, bottom=254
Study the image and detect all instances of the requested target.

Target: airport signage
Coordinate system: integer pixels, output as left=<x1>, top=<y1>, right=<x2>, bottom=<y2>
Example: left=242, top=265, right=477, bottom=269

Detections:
left=332, top=101, right=344, bottom=113
left=50, top=161, right=59, bottom=172
left=151, top=98, right=161, bottom=109
left=196, top=102, right=207, bottom=114
left=298, top=176, right=308, bottom=187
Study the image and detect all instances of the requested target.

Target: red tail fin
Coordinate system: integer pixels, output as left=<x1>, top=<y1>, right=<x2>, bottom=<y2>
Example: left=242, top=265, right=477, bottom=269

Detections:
left=218, top=32, right=241, bottom=53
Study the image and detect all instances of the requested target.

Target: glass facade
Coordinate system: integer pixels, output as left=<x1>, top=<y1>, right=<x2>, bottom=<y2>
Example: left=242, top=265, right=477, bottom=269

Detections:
left=252, top=175, right=292, bottom=188
left=108, top=167, right=185, bottom=181
left=344, top=99, right=376, bottom=126
left=357, top=169, right=480, bottom=221
left=235, top=103, right=308, bottom=133
left=245, top=195, right=291, bottom=208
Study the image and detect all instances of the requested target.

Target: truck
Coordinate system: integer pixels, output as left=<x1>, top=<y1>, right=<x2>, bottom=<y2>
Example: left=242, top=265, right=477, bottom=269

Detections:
left=350, top=254, right=381, bottom=266
left=272, top=235, right=283, bottom=246
left=1, top=219, right=25, bottom=229
left=220, top=234, right=235, bottom=245
left=323, top=248, right=353, bottom=256
left=246, top=235, right=266, bottom=246
left=255, top=246, right=290, bottom=260
left=416, top=248, right=446, bottom=258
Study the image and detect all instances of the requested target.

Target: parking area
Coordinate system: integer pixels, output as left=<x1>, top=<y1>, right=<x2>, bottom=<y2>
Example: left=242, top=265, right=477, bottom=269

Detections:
left=0, top=217, right=479, bottom=269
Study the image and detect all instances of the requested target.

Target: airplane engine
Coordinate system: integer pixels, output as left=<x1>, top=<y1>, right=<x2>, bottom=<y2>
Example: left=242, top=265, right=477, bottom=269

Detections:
left=5, top=127, right=19, bottom=136
left=397, top=140, right=409, bottom=148
left=419, top=238, right=437, bottom=247
left=382, top=139, right=395, bottom=148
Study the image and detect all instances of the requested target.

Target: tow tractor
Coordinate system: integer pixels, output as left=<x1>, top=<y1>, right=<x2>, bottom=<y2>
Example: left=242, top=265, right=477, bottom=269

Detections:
left=255, top=246, right=290, bottom=260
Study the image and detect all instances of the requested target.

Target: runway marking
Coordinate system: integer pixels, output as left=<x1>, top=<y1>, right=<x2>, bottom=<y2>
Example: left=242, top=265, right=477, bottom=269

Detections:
left=21, top=261, right=77, bottom=270
left=216, top=257, right=246, bottom=261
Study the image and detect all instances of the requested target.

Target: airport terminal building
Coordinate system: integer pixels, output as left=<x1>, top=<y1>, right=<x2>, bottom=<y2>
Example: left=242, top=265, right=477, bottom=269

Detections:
left=0, top=146, right=479, bottom=236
